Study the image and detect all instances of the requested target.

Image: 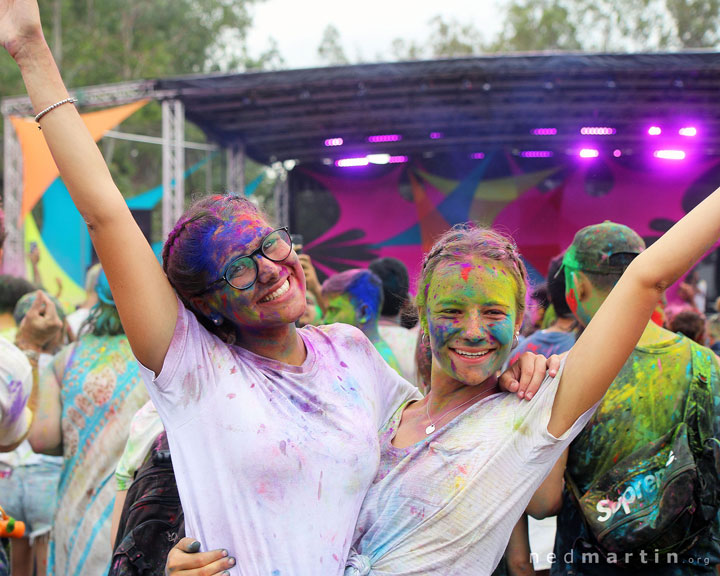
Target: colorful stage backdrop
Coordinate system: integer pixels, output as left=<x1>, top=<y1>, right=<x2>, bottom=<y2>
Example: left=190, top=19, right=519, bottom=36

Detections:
left=290, top=151, right=720, bottom=296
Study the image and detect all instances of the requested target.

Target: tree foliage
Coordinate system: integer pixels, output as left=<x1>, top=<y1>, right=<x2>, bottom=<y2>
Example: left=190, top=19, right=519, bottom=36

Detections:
left=317, top=24, right=349, bottom=66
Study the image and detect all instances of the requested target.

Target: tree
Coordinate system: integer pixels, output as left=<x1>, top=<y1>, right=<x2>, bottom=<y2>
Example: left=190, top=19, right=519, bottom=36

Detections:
left=391, top=15, right=484, bottom=61
left=493, top=0, right=720, bottom=53
left=490, top=0, right=582, bottom=52
left=0, top=0, right=283, bottom=222
left=317, top=24, right=349, bottom=66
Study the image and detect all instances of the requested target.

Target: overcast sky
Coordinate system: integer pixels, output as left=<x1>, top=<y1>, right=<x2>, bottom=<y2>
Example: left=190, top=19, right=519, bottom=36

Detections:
left=245, top=0, right=504, bottom=69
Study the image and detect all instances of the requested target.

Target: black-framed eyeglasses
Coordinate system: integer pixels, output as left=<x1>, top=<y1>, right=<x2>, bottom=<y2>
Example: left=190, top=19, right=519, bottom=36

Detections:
left=197, top=227, right=293, bottom=294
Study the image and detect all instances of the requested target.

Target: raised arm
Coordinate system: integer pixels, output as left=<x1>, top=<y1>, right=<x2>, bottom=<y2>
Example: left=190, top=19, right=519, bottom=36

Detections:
left=0, top=0, right=177, bottom=373
left=549, top=187, right=720, bottom=436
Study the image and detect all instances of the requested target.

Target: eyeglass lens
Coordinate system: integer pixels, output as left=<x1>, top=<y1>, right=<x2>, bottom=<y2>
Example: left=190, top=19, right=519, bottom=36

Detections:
left=226, top=229, right=292, bottom=289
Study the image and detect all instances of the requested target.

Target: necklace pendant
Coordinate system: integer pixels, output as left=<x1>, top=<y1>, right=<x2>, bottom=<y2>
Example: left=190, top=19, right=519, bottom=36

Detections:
left=425, top=424, right=436, bottom=435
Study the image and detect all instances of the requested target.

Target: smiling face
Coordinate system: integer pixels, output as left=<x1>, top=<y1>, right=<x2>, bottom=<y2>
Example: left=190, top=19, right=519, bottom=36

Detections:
left=195, top=212, right=307, bottom=333
left=424, top=256, right=520, bottom=388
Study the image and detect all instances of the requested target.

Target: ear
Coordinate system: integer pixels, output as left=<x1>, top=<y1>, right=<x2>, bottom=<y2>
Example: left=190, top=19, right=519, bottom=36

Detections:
left=357, top=303, right=370, bottom=324
left=572, top=270, right=594, bottom=303
left=189, top=296, right=214, bottom=319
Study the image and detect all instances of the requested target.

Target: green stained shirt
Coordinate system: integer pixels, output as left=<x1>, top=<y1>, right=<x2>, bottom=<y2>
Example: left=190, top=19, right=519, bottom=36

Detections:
left=567, top=332, right=720, bottom=493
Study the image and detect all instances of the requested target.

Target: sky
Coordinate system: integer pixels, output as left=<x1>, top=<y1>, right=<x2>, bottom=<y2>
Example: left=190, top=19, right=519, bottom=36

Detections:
left=245, top=0, right=504, bottom=70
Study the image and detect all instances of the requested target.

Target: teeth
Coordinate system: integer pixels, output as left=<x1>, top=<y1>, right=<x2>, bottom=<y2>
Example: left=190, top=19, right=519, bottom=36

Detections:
left=454, top=349, right=489, bottom=358
left=260, top=279, right=290, bottom=303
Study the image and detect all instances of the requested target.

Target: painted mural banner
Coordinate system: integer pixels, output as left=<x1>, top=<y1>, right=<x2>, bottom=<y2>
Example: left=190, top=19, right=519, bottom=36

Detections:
left=290, top=151, right=720, bottom=299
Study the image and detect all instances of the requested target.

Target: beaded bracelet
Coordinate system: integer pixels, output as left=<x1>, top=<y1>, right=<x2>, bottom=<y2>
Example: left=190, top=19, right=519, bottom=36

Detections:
left=34, top=97, right=78, bottom=129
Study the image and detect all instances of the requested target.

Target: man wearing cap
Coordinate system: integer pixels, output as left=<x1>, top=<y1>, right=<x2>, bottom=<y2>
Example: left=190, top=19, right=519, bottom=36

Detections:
left=550, top=221, right=720, bottom=575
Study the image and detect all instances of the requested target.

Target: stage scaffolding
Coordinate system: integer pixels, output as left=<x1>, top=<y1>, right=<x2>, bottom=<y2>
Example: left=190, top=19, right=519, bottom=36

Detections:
left=1, top=81, right=251, bottom=275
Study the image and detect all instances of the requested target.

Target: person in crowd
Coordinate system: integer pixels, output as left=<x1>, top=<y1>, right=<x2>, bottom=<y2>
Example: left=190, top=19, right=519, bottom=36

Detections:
left=509, top=254, right=578, bottom=365
left=27, top=271, right=149, bottom=575
left=322, top=269, right=403, bottom=374
left=539, top=222, right=720, bottom=575
left=297, top=291, right=323, bottom=327
left=0, top=292, right=67, bottom=576
left=0, top=275, right=36, bottom=340
left=0, top=6, right=554, bottom=576
left=678, top=268, right=708, bottom=313
left=522, top=283, right=550, bottom=337
left=65, top=263, right=101, bottom=338
left=668, top=308, right=708, bottom=346
left=369, top=257, right=419, bottom=383
left=706, top=297, right=720, bottom=355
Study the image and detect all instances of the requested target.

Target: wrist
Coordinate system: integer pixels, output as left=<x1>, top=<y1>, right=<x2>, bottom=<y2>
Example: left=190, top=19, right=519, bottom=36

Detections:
left=14, top=336, right=44, bottom=356
left=13, top=36, right=52, bottom=70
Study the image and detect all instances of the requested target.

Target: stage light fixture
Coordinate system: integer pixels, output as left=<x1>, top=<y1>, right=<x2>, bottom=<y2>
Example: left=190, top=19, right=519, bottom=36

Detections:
left=367, top=154, right=390, bottom=165
left=470, top=153, right=485, bottom=160
left=679, top=127, right=697, bottom=137
left=521, top=151, right=554, bottom=158
left=613, top=149, right=622, bottom=157
left=336, top=157, right=369, bottom=167
left=654, top=150, right=686, bottom=160
left=648, top=126, right=662, bottom=136
left=368, top=134, right=402, bottom=143
left=388, top=156, right=409, bottom=164
left=579, top=149, right=599, bottom=158
left=430, top=132, right=444, bottom=139
left=532, top=128, right=557, bottom=136
left=324, top=138, right=344, bottom=147
left=580, top=127, right=616, bottom=135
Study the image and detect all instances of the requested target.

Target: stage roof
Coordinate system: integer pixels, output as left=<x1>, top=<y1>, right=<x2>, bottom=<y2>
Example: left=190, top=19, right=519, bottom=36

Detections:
left=153, top=52, right=720, bottom=165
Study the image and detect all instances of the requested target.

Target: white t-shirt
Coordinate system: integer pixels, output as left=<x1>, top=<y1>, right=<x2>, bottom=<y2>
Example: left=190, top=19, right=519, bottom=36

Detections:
left=139, top=302, right=420, bottom=576
left=0, top=337, right=33, bottom=447
left=347, top=360, right=596, bottom=576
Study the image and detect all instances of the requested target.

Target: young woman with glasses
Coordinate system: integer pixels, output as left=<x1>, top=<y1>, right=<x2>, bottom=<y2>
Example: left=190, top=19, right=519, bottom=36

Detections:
left=0, top=3, right=557, bottom=574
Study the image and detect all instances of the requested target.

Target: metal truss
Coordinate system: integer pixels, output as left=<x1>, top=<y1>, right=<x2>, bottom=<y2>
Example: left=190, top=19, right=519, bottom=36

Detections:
left=2, top=118, right=24, bottom=275
left=162, top=99, right=186, bottom=239
left=226, top=143, right=245, bottom=196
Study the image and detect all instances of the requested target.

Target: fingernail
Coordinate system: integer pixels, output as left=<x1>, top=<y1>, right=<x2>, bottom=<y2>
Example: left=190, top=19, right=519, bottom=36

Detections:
left=188, top=541, right=201, bottom=553
left=518, top=390, right=524, bottom=398
left=223, top=571, right=231, bottom=576
left=526, top=392, right=533, bottom=400
left=228, top=557, right=236, bottom=566
left=222, top=549, right=229, bottom=557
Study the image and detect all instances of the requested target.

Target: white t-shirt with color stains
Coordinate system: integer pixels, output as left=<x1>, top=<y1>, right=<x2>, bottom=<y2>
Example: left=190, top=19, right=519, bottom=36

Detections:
left=347, top=359, right=595, bottom=576
left=139, top=301, right=420, bottom=576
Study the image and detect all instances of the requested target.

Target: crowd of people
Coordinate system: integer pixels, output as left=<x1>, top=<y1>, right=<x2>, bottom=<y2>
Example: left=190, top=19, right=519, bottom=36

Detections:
left=3, top=1, right=720, bottom=575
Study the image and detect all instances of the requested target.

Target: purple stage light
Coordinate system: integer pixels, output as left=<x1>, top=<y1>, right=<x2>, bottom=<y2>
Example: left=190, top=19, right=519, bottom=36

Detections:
left=470, top=152, right=485, bottom=160
left=648, top=126, right=662, bottom=136
left=368, top=134, right=402, bottom=143
left=580, top=126, right=616, bottom=135
left=654, top=150, right=686, bottom=160
left=679, top=127, right=697, bottom=137
left=336, top=157, right=369, bottom=167
left=532, top=128, right=557, bottom=136
left=388, top=155, right=409, bottom=164
left=579, top=148, right=599, bottom=158
left=430, top=132, right=444, bottom=139
left=520, top=150, right=554, bottom=158
left=324, top=138, right=344, bottom=147
left=613, top=149, right=622, bottom=157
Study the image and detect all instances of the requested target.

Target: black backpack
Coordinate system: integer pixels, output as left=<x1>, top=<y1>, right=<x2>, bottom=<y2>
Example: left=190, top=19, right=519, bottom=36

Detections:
left=110, top=431, right=185, bottom=576
left=566, top=341, right=720, bottom=565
